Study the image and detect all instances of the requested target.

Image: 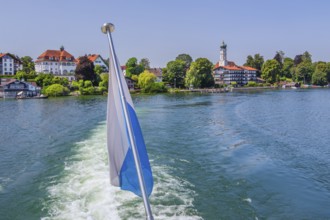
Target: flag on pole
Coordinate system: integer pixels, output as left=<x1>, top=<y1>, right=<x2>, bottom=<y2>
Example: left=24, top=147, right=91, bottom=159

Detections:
left=106, top=45, right=153, bottom=197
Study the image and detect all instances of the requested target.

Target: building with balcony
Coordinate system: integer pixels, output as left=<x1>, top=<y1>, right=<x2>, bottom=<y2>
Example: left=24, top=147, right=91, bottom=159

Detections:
left=35, top=46, right=76, bottom=81
left=0, top=79, right=40, bottom=98
left=0, top=53, right=22, bottom=75
left=213, top=42, right=257, bottom=86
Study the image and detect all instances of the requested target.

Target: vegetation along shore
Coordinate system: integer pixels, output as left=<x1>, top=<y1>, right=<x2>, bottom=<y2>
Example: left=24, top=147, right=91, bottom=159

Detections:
left=1, top=49, right=330, bottom=98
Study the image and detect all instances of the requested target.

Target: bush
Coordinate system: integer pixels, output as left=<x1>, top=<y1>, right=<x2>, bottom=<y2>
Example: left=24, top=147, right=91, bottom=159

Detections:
left=45, top=84, right=69, bottom=97
left=246, top=81, right=257, bottom=87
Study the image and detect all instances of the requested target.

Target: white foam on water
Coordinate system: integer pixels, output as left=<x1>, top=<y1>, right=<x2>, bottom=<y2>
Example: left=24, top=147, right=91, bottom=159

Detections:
left=42, top=123, right=202, bottom=220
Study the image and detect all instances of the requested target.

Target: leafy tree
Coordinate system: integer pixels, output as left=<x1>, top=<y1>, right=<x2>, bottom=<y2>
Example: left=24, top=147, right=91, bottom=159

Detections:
left=99, top=73, right=109, bottom=89
left=45, top=84, right=69, bottom=96
left=312, top=70, right=327, bottom=86
left=261, top=59, right=281, bottom=83
left=139, top=58, right=150, bottom=70
left=282, top=57, right=294, bottom=78
left=176, top=54, right=193, bottom=69
left=302, top=51, right=312, bottom=63
left=131, top=74, right=139, bottom=84
left=185, top=58, right=214, bottom=88
left=294, top=61, right=313, bottom=84
left=163, top=60, right=186, bottom=88
left=312, top=63, right=328, bottom=86
left=185, top=67, right=201, bottom=89
left=244, top=55, right=254, bottom=67
left=15, top=70, right=27, bottom=81
left=273, top=51, right=285, bottom=66
left=75, top=56, right=97, bottom=85
left=138, top=70, right=156, bottom=92
left=244, top=54, right=264, bottom=77
left=326, top=62, right=330, bottom=82
left=21, top=56, right=35, bottom=74
left=125, top=57, right=144, bottom=77
left=35, top=73, right=54, bottom=87
left=294, top=55, right=303, bottom=66
left=94, top=65, right=104, bottom=75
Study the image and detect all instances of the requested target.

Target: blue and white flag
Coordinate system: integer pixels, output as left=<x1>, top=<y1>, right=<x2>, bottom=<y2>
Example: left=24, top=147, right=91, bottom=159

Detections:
left=106, top=52, right=153, bottom=197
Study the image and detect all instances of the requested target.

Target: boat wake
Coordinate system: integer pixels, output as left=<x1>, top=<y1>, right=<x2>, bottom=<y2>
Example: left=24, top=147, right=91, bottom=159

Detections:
left=42, top=123, right=201, bottom=220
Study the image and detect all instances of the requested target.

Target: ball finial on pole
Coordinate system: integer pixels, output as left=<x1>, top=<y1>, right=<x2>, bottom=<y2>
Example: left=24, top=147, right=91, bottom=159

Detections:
left=101, top=23, right=115, bottom=34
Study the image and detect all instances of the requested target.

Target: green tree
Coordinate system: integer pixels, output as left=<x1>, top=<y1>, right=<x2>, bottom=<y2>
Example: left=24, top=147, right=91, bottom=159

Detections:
left=75, top=56, right=97, bottom=85
left=99, top=73, right=109, bottom=89
left=312, top=62, right=328, bottom=86
left=326, top=62, right=330, bottom=82
left=312, top=70, right=327, bottom=86
left=244, top=54, right=264, bottom=76
left=139, top=58, right=150, bottom=70
left=21, top=56, right=35, bottom=74
left=302, top=51, right=312, bottom=63
left=185, top=58, right=214, bottom=88
left=94, top=65, right=104, bottom=75
left=261, top=59, right=281, bottom=83
left=294, top=55, right=303, bottom=66
left=45, top=84, right=69, bottom=96
left=138, top=70, right=156, bottom=91
left=295, top=61, right=313, bottom=84
left=15, top=70, right=27, bottom=81
left=273, top=51, right=285, bottom=67
left=282, top=57, right=294, bottom=78
left=163, top=60, right=186, bottom=88
left=125, top=57, right=144, bottom=77
left=176, top=54, right=193, bottom=69
left=244, top=55, right=254, bottom=67
left=185, top=67, right=201, bottom=89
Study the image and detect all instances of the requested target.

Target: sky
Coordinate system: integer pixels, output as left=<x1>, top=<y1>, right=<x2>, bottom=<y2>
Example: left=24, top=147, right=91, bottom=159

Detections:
left=1, top=0, right=330, bottom=67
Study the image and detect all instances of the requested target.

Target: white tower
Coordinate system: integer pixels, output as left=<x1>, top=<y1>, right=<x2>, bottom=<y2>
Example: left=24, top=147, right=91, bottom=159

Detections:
left=219, top=41, right=227, bottom=66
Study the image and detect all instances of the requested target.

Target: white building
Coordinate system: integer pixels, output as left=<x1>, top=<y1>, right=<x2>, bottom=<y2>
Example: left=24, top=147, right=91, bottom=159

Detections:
left=149, top=68, right=163, bottom=82
left=0, top=53, right=22, bottom=75
left=35, top=46, right=76, bottom=81
left=87, top=54, right=108, bottom=72
left=213, top=42, right=257, bottom=86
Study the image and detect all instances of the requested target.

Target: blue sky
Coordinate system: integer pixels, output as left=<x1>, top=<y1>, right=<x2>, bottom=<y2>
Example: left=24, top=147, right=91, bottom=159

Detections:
left=1, top=0, right=330, bottom=67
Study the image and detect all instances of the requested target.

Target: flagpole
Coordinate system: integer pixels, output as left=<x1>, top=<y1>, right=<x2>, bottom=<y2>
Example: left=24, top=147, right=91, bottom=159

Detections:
left=102, top=23, right=154, bottom=220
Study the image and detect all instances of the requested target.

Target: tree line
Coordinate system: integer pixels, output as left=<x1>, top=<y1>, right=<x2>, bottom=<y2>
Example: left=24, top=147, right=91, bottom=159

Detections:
left=10, top=50, right=330, bottom=97
left=245, top=51, right=330, bottom=86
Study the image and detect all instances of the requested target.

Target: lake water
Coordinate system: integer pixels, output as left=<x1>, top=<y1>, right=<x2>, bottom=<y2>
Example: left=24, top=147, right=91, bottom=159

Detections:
left=0, top=89, right=330, bottom=220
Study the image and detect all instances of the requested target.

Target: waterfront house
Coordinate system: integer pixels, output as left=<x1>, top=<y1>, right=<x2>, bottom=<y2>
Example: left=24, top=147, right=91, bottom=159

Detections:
left=35, top=46, right=76, bottom=81
left=149, top=68, right=163, bottom=82
left=125, top=77, right=135, bottom=90
left=213, top=42, right=257, bottom=86
left=87, top=54, right=108, bottom=72
left=0, top=79, right=40, bottom=98
left=0, top=53, right=22, bottom=76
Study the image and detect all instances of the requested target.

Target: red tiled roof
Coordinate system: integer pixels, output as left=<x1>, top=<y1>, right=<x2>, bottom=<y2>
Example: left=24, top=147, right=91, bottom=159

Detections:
left=36, top=49, right=75, bottom=62
left=241, top=66, right=258, bottom=71
left=214, top=62, right=242, bottom=71
left=214, top=61, right=257, bottom=71
left=223, top=65, right=242, bottom=71
left=88, top=54, right=99, bottom=62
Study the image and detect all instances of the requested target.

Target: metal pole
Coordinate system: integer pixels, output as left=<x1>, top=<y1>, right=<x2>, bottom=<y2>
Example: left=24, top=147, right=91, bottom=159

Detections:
left=101, top=23, right=154, bottom=220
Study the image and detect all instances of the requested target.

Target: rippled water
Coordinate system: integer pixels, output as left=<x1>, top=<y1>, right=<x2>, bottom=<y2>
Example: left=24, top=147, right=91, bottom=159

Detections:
left=1, top=89, right=330, bottom=219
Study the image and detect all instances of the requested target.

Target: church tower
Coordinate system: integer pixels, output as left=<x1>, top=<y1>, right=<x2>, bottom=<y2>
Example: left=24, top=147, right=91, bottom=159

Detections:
left=219, top=41, right=227, bottom=66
